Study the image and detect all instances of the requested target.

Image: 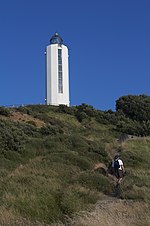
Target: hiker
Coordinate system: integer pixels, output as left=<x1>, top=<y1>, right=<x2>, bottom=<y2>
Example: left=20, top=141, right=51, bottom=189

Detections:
left=112, top=154, right=125, bottom=184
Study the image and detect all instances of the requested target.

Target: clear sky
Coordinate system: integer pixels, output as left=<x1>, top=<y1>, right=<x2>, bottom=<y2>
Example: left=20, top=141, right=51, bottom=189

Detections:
left=0, top=0, right=150, bottom=111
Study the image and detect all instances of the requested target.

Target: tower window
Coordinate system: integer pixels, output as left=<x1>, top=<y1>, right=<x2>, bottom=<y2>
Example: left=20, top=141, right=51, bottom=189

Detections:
left=58, top=49, right=63, bottom=93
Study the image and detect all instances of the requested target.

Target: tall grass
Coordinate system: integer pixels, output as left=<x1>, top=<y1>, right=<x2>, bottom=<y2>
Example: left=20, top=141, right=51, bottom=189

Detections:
left=115, top=138, right=150, bottom=204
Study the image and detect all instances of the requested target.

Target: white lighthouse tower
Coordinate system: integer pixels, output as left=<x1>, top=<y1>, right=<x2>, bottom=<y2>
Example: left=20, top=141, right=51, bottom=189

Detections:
left=45, top=33, right=70, bottom=106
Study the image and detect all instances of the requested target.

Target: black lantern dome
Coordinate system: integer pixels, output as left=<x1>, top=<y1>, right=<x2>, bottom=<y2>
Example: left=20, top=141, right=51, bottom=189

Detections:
left=50, top=32, right=63, bottom=45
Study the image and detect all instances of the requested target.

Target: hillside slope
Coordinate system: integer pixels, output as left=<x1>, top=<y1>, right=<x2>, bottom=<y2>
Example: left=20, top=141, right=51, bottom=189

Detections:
left=0, top=104, right=150, bottom=226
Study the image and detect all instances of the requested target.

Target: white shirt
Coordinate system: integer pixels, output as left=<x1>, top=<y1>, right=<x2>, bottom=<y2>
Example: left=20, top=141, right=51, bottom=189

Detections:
left=112, top=159, right=123, bottom=170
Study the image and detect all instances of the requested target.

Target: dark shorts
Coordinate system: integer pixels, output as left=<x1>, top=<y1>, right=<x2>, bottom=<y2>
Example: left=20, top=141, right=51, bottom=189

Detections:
left=115, top=169, right=123, bottom=179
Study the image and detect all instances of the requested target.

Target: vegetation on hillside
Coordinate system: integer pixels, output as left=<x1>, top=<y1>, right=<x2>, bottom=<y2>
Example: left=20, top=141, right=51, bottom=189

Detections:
left=0, top=94, right=150, bottom=225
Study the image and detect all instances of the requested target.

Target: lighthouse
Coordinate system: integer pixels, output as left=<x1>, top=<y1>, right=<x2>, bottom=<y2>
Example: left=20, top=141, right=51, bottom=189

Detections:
left=45, top=33, right=70, bottom=106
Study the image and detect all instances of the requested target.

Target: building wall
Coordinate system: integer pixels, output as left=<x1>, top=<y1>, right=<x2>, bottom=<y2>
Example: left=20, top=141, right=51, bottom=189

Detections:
left=46, top=44, right=70, bottom=106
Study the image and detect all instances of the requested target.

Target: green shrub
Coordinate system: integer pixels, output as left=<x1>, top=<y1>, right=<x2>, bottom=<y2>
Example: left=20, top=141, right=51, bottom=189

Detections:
left=16, top=122, right=39, bottom=137
left=68, top=134, right=89, bottom=150
left=88, top=141, right=108, bottom=162
left=58, top=104, right=75, bottom=115
left=78, top=172, right=112, bottom=194
left=76, top=103, right=98, bottom=117
left=60, top=187, right=97, bottom=215
left=40, top=124, right=63, bottom=136
left=0, top=107, right=11, bottom=116
left=116, top=94, right=150, bottom=122
left=0, top=120, right=26, bottom=152
left=24, top=104, right=58, bottom=114
left=55, top=151, right=92, bottom=170
left=0, top=155, right=17, bottom=170
left=77, top=112, right=88, bottom=122
left=60, top=191, right=85, bottom=215
left=3, top=150, right=22, bottom=163
left=17, top=106, right=30, bottom=114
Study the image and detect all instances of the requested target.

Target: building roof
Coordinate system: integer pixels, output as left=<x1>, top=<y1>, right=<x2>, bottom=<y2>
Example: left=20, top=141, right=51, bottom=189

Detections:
left=50, top=32, right=63, bottom=45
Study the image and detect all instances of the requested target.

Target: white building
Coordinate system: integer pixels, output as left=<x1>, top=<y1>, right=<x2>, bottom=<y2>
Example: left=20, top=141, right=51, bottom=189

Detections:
left=45, top=33, right=70, bottom=106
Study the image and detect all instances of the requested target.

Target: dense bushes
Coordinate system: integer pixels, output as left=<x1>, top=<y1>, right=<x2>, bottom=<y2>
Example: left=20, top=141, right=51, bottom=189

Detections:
left=3, top=94, right=150, bottom=140
left=40, top=124, right=63, bottom=136
left=73, top=95, right=150, bottom=136
left=15, top=97, right=150, bottom=137
left=0, top=120, right=26, bottom=152
left=115, top=95, right=150, bottom=136
left=17, top=104, right=58, bottom=115
left=116, top=94, right=150, bottom=121
left=0, top=106, right=11, bottom=116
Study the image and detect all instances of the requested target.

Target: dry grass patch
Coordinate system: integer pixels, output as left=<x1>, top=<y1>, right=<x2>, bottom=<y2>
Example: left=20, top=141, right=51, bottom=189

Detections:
left=0, top=207, right=16, bottom=225
left=66, top=199, right=150, bottom=226
left=10, top=111, right=45, bottom=127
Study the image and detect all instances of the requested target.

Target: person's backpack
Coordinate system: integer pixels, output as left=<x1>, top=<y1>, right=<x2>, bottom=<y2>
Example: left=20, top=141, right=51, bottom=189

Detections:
left=114, top=159, right=120, bottom=169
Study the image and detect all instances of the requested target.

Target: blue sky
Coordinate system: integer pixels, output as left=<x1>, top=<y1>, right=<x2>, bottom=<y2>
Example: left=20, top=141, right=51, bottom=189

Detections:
left=0, top=0, right=150, bottom=111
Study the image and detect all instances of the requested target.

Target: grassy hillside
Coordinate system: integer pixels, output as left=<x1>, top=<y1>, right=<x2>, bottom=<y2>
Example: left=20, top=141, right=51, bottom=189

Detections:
left=0, top=105, right=150, bottom=226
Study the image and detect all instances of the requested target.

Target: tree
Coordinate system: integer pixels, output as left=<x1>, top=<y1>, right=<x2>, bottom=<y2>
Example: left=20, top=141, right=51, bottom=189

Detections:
left=116, top=94, right=150, bottom=122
